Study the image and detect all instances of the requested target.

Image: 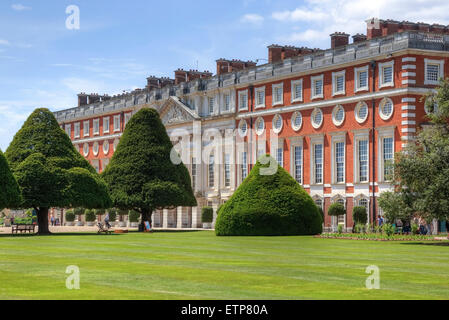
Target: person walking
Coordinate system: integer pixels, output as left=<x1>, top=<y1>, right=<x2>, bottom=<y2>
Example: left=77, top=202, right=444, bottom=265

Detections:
left=104, top=212, right=111, bottom=229
left=50, top=214, right=55, bottom=226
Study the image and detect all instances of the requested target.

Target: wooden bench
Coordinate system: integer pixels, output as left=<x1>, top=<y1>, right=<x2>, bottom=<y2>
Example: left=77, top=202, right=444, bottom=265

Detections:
left=12, top=224, right=36, bottom=234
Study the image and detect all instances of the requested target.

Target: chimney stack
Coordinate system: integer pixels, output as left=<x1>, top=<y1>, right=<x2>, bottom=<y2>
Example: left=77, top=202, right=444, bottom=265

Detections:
left=77, top=93, right=88, bottom=107
left=268, top=45, right=319, bottom=63
left=216, top=59, right=257, bottom=75
left=352, top=33, right=367, bottom=43
left=330, top=32, right=350, bottom=49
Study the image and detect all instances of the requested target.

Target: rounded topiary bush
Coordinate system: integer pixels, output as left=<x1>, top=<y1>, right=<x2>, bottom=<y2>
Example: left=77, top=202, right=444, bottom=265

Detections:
left=352, top=206, right=367, bottom=225
left=215, top=156, right=323, bottom=236
left=108, top=208, right=117, bottom=222
left=328, top=203, right=346, bottom=217
left=65, top=210, right=75, bottom=222
left=85, top=209, right=96, bottom=222
left=129, top=210, right=140, bottom=223
left=201, top=207, right=213, bottom=223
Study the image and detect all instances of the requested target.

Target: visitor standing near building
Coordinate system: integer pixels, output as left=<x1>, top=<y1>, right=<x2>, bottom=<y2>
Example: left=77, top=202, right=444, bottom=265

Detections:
left=377, top=215, right=384, bottom=227
left=104, top=212, right=111, bottom=229
left=50, top=214, right=55, bottom=226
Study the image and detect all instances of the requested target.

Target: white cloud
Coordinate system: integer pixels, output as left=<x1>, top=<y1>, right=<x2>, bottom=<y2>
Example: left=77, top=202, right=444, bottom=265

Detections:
left=271, top=0, right=449, bottom=48
left=0, top=40, right=10, bottom=46
left=11, top=4, right=32, bottom=11
left=241, top=14, right=264, bottom=24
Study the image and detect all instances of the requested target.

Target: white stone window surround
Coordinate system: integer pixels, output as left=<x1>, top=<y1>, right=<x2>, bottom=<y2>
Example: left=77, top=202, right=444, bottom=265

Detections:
left=379, top=97, right=394, bottom=121
left=74, top=122, right=80, bottom=139
left=291, top=79, right=303, bottom=103
left=330, top=132, right=346, bottom=185
left=311, top=108, right=324, bottom=129
left=113, top=114, right=121, bottom=132
left=379, top=60, right=395, bottom=89
left=291, top=111, right=303, bottom=132
left=424, top=58, right=445, bottom=85
left=289, top=136, right=304, bottom=184
left=272, top=114, right=283, bottom=134
left=65, top=124, right=71, bottom=137
left=309, top=134, right=324, bottom=186
left=208, top=96, right=215, bottom=115
left=332, top=70, right=346, bottom=96
left=124, top=112, right=132, bottom=127
left=222, top=91, right=231, bottom=112
left=376, top=126, right=395, bottom=183
left=352, top=129, right=370, bottom=184
left=103, top=116, right=110, bottom=134
left=238, top=119, right=248, bottom=137
left=238, top=89, right=249, bottom=111
left=332, top=105, right=345, bottom=127
left=255, top=117, right=265, bottom=136
left=354, top=65, right=369, bottom=93
left=311, top=74, right=324, bottom=100
left=92, top=141, right=99, bottom=156
left=272, top=82, right=284, bottom=106
left=83, top=120, right=90, bottom=137
left=83, top=143, right=89, bottom=157
left=255, top=86, right=266, bottom=109
left=93, top=118, right=100, bottom=136
left=355, top=101, right=369, bottom=124
left=103, top=140, right=110, bottom=155
left=270, top=137, right=284, bottom=168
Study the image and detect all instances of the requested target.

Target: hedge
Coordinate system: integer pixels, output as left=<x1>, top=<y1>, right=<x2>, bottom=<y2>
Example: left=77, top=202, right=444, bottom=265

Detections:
left=129, top=210, right=140, bottom=223
left=85, top=209, right=96, bottom=222
left=201, top=207, right=213, bottom=223
left=215, top=156, right=323, bottom=236
left=65, top=210, right=75, bottom=222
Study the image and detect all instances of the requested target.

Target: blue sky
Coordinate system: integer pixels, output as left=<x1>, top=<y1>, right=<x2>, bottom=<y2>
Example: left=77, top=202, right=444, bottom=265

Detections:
left=1, top=0, right=449, bottom=150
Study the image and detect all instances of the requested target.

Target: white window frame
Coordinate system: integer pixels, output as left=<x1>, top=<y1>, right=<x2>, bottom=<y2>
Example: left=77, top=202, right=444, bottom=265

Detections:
left=332, top=70, right=346, bottom=96
left=379, top=60, right=395, bottom=88
left=355, top=101, right=369, bottom=124
left=224, top=154, right=231, bottom=188
left=238, top=90, right=248, bottom=111
left=223, top=92, right=231, bottom=112
left=208, top=96, right=215, bottom=115
left=74, top=122, right=80, bottom=139
left=353, top=129, right=370, bottom=184
left=311, top=74, right=324, bottom=100
left=238, top=119, right=248, bottom=137
left=255, top=86, right=266, bottom=109
left=354, top=65, right=369, bottom=92
left=83, top=143, right=89, bottom=157
left=208, top=154, right=215, bottom=188
left=272, top=114, right=283, bottom=134
left=290, top=136, right=304, bottom=185
left=310, top=135, right=324, bottom=185
left=241, top=151, right=248, bottom=180
left=113, top=115, right=121, bottom=132
left=83, top=120, right=90, bottom=137
left=330, top=132, right=346, bottom=185
left=332, top=105, right=345, bottom=127
left=311, top=108, right=324, bottom=129
left=191, top=157, right=197, bottom=190
left=124, top=113, right=132, bottom=127
left=291, top=79, right=303, bottom=103
left=424, top=58, right=444, bottom=85
left=379, top=97, right=394, bottom=121
left=103, top=117, right=110, bottom=134
left=255, top=117, right=265, bottom=136
left=65, top=124, right=71, bottom=138
left=272, top=83, right=284, bottom=106
left=377, top=126, right=395, bottom=182
left=93, top=119, right=100, bottom=136
left=103, top=140, right=110, bottom=155
left=291, top=111, right=303, bottom=132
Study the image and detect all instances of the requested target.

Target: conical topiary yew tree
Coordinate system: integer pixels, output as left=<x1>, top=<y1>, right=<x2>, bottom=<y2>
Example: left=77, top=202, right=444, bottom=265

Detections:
left=0, top=150, right=21, bottom=210
left=6, top=108, right=111, bottom=234
left=215, top=156, right=323, bottom=236
left=101, top=108, right=197, bottom=230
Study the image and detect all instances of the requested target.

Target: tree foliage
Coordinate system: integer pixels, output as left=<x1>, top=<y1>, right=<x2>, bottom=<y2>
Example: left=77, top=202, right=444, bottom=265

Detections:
left=352, top=206, right=367, bottom=225
left=0, top=150, right=21, bottom=210
left=327, top=203, right=346, bottom=217
left=393, top=79, right=449, bottom=222
left=215, top=156, right=323, bottom=236
left=101, top=108, right=197, bottom=226
left=5, top=108, right=111, bottom=234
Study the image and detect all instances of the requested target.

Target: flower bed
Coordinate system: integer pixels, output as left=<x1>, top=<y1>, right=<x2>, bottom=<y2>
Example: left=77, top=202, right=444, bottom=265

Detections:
left=317, top=233, right=448, bottom=242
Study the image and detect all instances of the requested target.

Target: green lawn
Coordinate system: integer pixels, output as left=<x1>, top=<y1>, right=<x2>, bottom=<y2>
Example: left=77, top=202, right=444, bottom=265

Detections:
left=0, top=231, right=448, bottom=300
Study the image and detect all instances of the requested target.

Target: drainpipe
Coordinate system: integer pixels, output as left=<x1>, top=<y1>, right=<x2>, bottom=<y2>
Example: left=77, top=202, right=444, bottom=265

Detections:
left=370, top=60, right=377, bottom=228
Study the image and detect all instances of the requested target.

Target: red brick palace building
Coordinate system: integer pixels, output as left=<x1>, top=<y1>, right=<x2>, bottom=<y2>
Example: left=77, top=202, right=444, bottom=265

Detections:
left=54, top=18, right=449, bottom=231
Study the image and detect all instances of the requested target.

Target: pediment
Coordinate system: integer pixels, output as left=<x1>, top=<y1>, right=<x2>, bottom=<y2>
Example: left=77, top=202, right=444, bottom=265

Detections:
left=159, top=97, right=199, bottom=126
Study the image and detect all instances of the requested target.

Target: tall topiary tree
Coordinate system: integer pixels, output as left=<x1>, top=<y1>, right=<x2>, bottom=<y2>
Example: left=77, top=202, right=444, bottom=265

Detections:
left=352, top=206, right=368, bottom=225
left=102, top=108, right=197, bottom=230
left=0, top=150, right=21, bottom=211
left=215, top=155, right=323, bottom=236
left=5, top=108, right=111, bottom=234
